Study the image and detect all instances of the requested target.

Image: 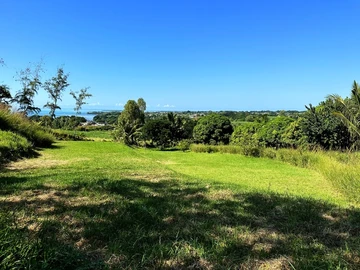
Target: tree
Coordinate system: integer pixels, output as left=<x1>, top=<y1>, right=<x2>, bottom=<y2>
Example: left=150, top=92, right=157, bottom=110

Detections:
left=0, top=85, right=12, bottom=104
left=142, top=119, right=172, bottom=148
left=137, top=98, right=146, bottom=112
left=328, top=81, right=360, bottom=141
left=301, top=101, right=352, bottom=150
left=166, top=112, right=195, bottom=144
left=193, top=113, right=233, bottom=145
left=70, top=87, right=92, bottom=115
left=114, top=99, right=145, bottom=145
left=13, top=62, right=43, bottom=115
left=43, top=68, right=70, bottom=119
left=257, top=116, right=294, bottom=148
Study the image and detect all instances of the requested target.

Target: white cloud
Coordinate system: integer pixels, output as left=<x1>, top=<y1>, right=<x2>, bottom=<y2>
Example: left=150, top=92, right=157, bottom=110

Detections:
left=115, top=103, right=124, bottom=106
left=88, top=102, right=102, bottom=106
left=163, top=104, right=175, bottom=108
left=156, top=104, right=160, bottom=107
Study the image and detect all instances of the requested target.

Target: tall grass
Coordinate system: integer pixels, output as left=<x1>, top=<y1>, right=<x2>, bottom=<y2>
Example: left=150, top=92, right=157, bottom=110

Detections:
left=190, top=144, right=360, bottom=204
left=0, top=130, right=32, bottom=164
left=0, top=108, right=54, bottom=147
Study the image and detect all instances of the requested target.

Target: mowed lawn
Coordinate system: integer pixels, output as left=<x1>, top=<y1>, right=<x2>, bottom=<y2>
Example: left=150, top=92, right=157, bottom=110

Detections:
left=0, top=141, right=359, bottom=269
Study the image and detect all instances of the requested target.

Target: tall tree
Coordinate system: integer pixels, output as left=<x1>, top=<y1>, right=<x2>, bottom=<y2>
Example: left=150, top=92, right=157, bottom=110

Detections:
left=44, top=68, right=70, bottom=119
left=70, top=87, right=92, bottom=115
left=114, top=99, right=145, bottom=145
left=328, top=81, right=360, bottom=141
left=13, top=61, right=43, bottom=115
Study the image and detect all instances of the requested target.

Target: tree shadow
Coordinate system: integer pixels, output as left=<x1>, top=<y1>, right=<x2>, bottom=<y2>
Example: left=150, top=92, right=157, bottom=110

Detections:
left=0, top=177, right=359, bottom=269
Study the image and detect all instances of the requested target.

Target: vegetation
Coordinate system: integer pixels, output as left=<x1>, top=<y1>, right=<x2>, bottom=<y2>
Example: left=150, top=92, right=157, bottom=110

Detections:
left=0, top=141, right=359, bottom=269
left=12, top=61, right=43, bottom=115
left=193, top=113, right=233, bottom=145
left=142, top=113, right=195, bottom=148
left=0, top=107, right=54, bottom=149
left=189, top=144, right=360, bottom=203
left=0, top=130, right=32, bottom=163
left=1, top=57, right=360, bottom=268
left=114, top=99, right=145, bottom=145
left=328, top=80, right=360, bottom=148
left=93, top=111, right=120, bottom=124
left=43, top=68, right=70, bottom=119
left=0, top=85, right=12, bottom=104
left=70, top=87, right=92, bottom=115
left=30, top=115, right=87, bottom=130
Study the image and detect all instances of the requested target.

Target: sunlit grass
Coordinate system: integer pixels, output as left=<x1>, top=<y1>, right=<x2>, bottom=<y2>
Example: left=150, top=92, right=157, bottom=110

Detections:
left=0, top=141, right=359, bottom=269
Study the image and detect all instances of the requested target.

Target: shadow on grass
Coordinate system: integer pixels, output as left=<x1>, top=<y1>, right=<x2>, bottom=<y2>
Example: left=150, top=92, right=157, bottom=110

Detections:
left=0, top=177, right=359, bottom=269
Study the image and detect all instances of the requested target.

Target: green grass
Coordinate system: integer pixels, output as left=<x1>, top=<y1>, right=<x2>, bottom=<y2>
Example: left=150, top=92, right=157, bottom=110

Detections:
left=190, top=144, right=360, bottom=204
left=0, top=141, right=359, bottom=269
left=0, top=108, right=54, bottom=148
left=0, top=130, right=33, bottom=164
left=80, top=130, right=113, bottom=140
left=52, top=129, right=113, bottom=141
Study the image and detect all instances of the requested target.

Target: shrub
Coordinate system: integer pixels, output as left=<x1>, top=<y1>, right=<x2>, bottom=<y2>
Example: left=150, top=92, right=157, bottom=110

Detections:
left=50, top=130, right=87, bottom=141
left=177, top=139, right=192, bottom=151
left=76, top=125, right=114, bottom=132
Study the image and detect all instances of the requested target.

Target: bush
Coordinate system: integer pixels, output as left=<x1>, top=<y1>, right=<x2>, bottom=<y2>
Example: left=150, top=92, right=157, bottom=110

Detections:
left=76, top=125, right=114, bottom=132
left=50, top=130, right=87, bottom=141
left=190, top=144, right=262, bottom=156
left=177, top=139, right=193, bottom=151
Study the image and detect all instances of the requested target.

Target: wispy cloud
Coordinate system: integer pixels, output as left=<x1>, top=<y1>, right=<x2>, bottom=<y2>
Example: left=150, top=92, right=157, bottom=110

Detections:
left=115, top=103, right=124, bottom=106
left=88, top=102, right=102, bottom=106
left=163, top=104, right=175, bottom=108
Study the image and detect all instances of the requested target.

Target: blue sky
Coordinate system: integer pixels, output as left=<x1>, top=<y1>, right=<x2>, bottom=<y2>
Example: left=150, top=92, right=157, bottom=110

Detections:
left=1, top=0, right=359, bottom=111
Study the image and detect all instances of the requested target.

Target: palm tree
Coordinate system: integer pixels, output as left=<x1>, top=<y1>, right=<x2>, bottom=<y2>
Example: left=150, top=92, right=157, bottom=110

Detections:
left=328, top=80, right=360, bottom=138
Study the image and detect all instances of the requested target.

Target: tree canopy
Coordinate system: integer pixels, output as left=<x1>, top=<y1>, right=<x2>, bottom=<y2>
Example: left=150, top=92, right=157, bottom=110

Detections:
left=193, top=113, right=233, bottom=145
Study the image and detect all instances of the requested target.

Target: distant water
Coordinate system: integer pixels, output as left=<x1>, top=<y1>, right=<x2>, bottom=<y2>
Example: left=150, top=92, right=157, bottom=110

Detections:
left=36, top=109, right=98, bottom=121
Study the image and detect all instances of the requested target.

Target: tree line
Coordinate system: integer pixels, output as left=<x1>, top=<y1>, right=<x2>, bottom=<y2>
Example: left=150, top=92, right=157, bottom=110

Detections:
left=115, top=81, right=360, bottom=152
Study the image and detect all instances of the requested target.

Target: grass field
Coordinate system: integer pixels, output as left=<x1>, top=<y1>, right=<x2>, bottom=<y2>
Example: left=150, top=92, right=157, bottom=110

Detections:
left=1, top=141, right=359, bottom=269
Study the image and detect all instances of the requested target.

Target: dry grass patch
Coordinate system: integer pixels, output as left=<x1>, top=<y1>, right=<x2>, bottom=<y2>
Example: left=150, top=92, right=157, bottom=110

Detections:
left=6, top=158, right=69, bottom=170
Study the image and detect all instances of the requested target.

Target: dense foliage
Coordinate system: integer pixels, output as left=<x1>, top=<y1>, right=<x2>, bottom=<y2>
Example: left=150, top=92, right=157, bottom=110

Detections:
left=302, top=102, right=352, bottom=150
left=142, top=113, right=195, bottom=148
left=114, top=100, right=145, bottom=145
left=193, top=113, right=233, bottom=145
left=93, top=111, right=120, bottom=124
left=142, top=118, right=173, bottom=148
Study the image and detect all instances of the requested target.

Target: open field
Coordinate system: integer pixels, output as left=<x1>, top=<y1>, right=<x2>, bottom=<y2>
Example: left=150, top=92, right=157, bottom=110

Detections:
left=1, top=141, right=359, bottom=269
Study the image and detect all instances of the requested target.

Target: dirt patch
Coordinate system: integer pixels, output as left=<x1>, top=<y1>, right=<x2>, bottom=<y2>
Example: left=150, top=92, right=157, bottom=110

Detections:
left=6, top=159, right=69, bottom=170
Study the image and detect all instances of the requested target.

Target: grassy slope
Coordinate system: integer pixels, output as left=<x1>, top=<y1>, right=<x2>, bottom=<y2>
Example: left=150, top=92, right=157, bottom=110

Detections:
left=1, top=141, right=359, bottom=269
